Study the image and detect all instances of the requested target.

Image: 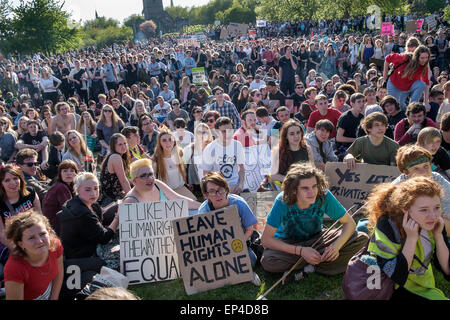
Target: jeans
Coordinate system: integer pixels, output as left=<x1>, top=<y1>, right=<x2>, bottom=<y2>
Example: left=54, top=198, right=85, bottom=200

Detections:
left=387, top=78, right=426, bottom=110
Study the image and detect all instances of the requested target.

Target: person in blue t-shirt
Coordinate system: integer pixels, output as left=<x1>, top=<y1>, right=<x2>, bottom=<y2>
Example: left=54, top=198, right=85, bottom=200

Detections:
left=260, top=163, right=368, bottom=284
left=196, top=172, right=262, bottom=285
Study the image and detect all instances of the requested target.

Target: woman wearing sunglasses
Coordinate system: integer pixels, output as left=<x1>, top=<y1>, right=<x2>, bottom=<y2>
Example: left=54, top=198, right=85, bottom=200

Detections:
left=187, top=106, right=203, bottom=134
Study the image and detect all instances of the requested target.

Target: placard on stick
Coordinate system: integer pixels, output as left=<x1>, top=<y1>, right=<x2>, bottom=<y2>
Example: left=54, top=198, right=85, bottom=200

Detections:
left=325, top=162, right=400, bottom=210
left=172, top=205, right=253, bottom=295
left=119, top=200, right=188, bottom=285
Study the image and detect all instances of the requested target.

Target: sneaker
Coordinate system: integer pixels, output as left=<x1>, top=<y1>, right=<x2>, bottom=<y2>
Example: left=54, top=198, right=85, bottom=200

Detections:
left=282, top=270, right=304, bottom=285
left=252, top=272, right=261, bottom=286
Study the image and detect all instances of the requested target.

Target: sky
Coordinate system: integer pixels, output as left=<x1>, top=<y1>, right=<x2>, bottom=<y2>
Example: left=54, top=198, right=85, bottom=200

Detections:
left=9, top=0, right=211, bottom=24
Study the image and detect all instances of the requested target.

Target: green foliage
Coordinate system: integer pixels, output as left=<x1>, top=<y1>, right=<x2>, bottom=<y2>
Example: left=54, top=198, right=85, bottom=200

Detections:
left=165, top=6, right=190, bottom=20
left=83, top=16, right=119, bottom=29
left=216, top=0, right=256, bottom=24
left=80, top=25, right=133, bottom=48
left=410, top=0, right=445, bottom=15
left=445, top=5, right=450, bottom=22
left=3, top=0, right=80, bottom=55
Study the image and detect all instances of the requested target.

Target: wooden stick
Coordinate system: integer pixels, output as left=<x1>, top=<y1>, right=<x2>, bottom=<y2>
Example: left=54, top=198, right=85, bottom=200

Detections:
left=257, top=204, right=366, bottom=300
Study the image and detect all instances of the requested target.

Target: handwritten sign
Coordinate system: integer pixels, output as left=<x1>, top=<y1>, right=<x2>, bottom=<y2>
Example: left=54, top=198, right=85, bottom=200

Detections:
left=381, top=22, right=393, bottom=35
left=406, top=20, right=417, bottom=33
left=220, top=27, right=228, bottom=40
left=325, top=162, right=400, bottom=210
left=416, top=19, right=424, bottom=31
left=192, top=67, right=206, bottom=85
left=228, top=23, right=249, bottom=37
left=240, top=191, right=280, bottom=232
left=172, top=205, right=253, bottom=295
left=119, top=200, right=188, bottom=285
left=425, top=15, right=437, bottom=31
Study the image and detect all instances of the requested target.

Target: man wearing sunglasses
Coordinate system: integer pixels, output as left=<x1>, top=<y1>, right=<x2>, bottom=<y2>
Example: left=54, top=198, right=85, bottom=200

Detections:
left=16, top=148, right=50, bottom=202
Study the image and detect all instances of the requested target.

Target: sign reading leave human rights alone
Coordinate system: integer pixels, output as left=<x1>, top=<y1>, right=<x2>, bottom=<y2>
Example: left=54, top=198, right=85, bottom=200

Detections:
left=172, top=205, right=254, bottom=295
left=119, top=200, right=188, bottom=285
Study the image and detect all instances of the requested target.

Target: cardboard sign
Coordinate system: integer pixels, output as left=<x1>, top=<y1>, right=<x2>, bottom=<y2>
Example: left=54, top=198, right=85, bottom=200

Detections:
left=240, top=191, right=280, bottom=232
left=119, top=200, right=189, bottom=285
left=416, top=19, right=424, bottom=31
left=172, top=205, right=254, bottom=295
left=381, top=22, right=393, bottom=35
left=256, top=20, right=267, bottom=28
left=228, top=23, right=248, bottom=37
left=178, top=38, right=200, bottom=48
left=220, top=27, right=229, bottom=40
left=406, top=20, right=417, bottom=33
left=192, top=67, right=206, bottom=85
left=325, top=162, right=400, bottom=210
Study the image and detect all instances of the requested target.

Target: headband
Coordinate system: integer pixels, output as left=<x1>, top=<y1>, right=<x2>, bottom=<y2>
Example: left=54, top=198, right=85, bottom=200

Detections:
left=405, top=155, right=430, bottom=170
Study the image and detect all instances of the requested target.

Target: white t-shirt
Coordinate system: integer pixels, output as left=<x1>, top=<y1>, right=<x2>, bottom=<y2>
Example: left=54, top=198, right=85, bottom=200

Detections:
left=202, top=139, right=245, bottom=187
left=174, top=130, right=194, bottom=149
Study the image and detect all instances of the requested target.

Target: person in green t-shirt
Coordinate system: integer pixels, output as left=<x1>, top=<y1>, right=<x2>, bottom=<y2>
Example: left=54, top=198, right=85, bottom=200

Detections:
left=260, top=162, right=368, bottom=285
left=344, top=112, right=399, bottom=169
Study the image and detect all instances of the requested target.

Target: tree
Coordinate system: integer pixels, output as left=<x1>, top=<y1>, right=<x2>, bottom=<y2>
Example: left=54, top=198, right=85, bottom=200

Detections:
left=216, top=0, right=256, bottom=24
left=123, top=14, right=145, bottom=36
left=83, top=16, right=119, bottom=29
left=140, top=20, right=157, bottom=39
left=4, top=0, right=79, bottom=55
left=165, top=6, right=190, bottom=20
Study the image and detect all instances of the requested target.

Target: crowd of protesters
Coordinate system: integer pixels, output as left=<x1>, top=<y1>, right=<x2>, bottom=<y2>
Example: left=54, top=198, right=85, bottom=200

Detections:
left=0, top=11, right=449, bottom=300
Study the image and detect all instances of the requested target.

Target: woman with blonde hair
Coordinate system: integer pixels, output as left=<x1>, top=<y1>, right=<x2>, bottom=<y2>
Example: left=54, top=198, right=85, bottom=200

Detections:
left=62, top=130, right=95, bottom=173
left=365, top=176, right=449, bottom=300
left=128, top=99, right=149, bottom=127
left=183, top=123, right=214, bottom=191
left=4, top=211, right=64, bottom=300
left=151, top=131, right=196, bottom=200
left=122, top=158, right=200, bottom=210
left=179, top=76, right=191, bottom=105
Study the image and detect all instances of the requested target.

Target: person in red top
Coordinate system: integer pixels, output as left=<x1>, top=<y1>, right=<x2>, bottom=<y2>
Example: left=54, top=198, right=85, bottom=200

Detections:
left=394, top=102, right=438, bottom=146
left=4, top=211, right=64, bottom=300
left=306, top=94, right=341, bottom=138
left=233, top=110, right=259, bottom=148
left=383, top=45, right=431, bottom=110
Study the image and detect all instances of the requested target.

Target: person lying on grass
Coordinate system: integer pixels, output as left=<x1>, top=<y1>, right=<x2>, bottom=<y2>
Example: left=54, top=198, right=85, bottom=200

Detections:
left=366, top=177, right=449, bottom=300
left=260, top=162, right=368, bottom=285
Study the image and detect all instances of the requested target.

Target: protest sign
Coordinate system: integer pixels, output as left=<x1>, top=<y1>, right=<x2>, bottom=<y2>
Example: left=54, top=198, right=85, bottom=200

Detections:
left=119, top=200, right=188, bottom=285
left=178, top=38, right=200, bottom=48
left=406, top=20, right=417, bottom=33
left=325, top=162, right=400, bottom=210
left=381, top=22, right=393, bottom=35
left=192, top=67, right=206, bottom=85
left=214, top=20, right=221, bottom=26
left=240, top=191, right=280, bottom=232
left=425, top=15, right=437, bottom=31
left=228, top=23, right=249, bottom=37
left=256, top=19, right=267, bottom=27
left=243, top=144, right=271, bottom=192
left=249, top=29, right=257, bottom=39
left=220, top=27, right=228, bottom=40
left=416, top=19, right=424, bottom=31
left=173, top=205, right=254, bottom=295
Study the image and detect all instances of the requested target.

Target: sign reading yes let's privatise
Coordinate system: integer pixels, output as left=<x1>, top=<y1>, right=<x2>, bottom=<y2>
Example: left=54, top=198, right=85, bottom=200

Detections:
left=325, top=162, right=400, bottom=210
left=119, top=200, right=188, bottom=284
left=172, top=205, right=254, bottom=295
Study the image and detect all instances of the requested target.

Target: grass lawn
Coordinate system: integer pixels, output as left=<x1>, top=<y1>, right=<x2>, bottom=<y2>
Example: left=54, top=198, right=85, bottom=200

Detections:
left=129, top=262, right=450, bottom=300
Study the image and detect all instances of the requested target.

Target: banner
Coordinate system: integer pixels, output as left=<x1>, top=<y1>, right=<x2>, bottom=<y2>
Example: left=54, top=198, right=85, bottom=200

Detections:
left=240, top=191, right=280, bottom=232
left=325, top=162, right=400, bottom=210
left=243, top=143, right=271, bottom=192
left=256, top=19, right=267, bottom=28
left=119, top=200, right=189, bottom=285
left=381, top=22, right=393, bottom=35
left=172, top=205, right=253, bottom=295
left=192, top=67, right=206, bottom=85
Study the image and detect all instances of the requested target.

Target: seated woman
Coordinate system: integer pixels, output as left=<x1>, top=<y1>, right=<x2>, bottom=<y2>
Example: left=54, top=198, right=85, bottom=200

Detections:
left=196, top=172, right=261, bottom=285
left=151, top=131, right=197, bottom=200
left=183, top=123, right=214, bottom=193
left=42, top=160, right=78, bottom=236
left=63, top=130, right=95, bottom=173
left=57, top=172, right=119, bottom=298
left=365, top=177, right=449, bottom=300
left=122, top=159, right=201, bottom=211
left=4, top=211, right=64, bottom=300
left=99, top=133, right=132, bottom=204
left=261, top=163, right=368, bottom=284
left=416, top=127, right=450, bottom=180
left=270, top=119, right=313, bottom=186
left=0, top=164, right=42, bottom=273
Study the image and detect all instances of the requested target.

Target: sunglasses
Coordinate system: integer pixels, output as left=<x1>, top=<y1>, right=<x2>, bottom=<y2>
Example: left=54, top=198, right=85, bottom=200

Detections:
left=138, top=172, right=154, bottom=180
left=24, top=162, right=39, bottom=167
left=207, top=119, right=215, bottom=123
left=194, top=110, right=202, bottom=113
left=175, top=125, right=185, bottom=129
left=296, top=86, right=304, bottom=89
left=103, top=110, right=112, bottom=113
left=172, top=103, right=180, bottom=106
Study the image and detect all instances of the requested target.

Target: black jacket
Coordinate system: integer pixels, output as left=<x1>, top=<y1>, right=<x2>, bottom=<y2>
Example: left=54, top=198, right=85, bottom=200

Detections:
left=57, top=196, right=114, bottom=259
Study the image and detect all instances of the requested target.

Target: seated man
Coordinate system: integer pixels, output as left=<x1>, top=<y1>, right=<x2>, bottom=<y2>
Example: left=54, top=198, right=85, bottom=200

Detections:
left=260, top=163, right=368, bottom=283
left=16, top=119, right=49, bottom=163
left=344, top=112, right=399, bottom=168
left=394, top=102, right=438, bottom=146
left=306, top=94, right=341, bottom=138
left=16, top=148, right=50, bottom=202
left=173, top=118, right=194, bottom=149
left=233, top=110, right=260, bottom=148
left=50, top=102, right=77, bottom=135
left=305, top=119, right=338, bottom=171
left=416, top=127, right=450, bottom=180
left=427, top=88, right=444, bottom=123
